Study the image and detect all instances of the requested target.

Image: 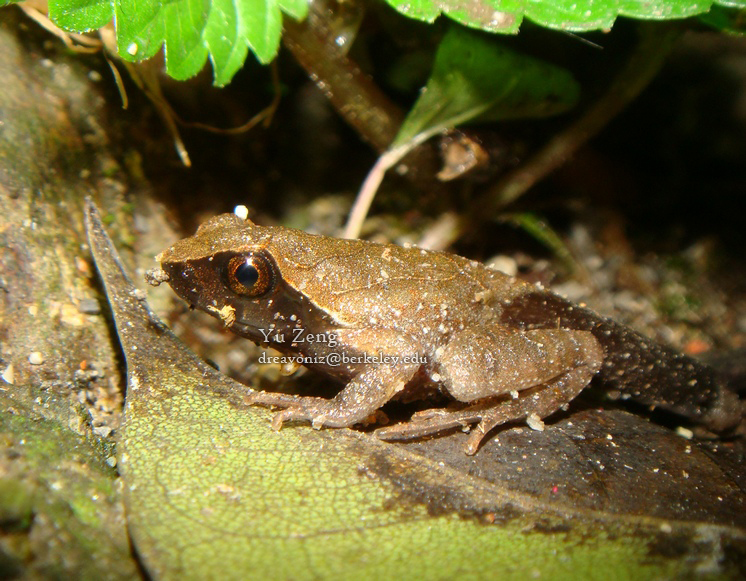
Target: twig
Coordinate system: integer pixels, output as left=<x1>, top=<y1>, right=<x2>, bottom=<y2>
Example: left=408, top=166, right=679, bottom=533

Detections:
left=282, top=5, right=404, bottom=152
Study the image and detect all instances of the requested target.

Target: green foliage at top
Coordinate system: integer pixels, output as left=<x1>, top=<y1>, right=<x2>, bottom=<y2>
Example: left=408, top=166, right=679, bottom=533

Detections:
left=700, top=4, right=746, bottom=33
left=36, top=0, right=309, bottom=85
left=387, top=0, right=746, bottom=33
left=1, top=0, right=744, bottom=85
left=392, top=25, right=580, bottom=151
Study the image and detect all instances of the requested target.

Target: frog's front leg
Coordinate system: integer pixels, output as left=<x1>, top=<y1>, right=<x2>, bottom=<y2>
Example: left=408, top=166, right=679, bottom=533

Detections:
left=249, top=329, right=421, bottom=430
left=377, top=326, right=604, bottom=454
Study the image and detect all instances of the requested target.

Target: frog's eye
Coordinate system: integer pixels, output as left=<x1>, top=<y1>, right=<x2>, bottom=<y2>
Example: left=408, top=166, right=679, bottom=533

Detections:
left=227, top=252, right=276, bottom=297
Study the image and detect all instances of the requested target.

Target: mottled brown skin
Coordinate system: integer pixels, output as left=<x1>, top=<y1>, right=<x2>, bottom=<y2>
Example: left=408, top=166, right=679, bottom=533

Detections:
left=156, top=214, right=740, bottom=454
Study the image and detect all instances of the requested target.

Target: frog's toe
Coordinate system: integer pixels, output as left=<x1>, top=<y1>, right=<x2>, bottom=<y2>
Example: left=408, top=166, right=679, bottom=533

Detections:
left=409, top=408, right=450, bottom=421
left=464, top=423, right=489, bottom=455
left=270, top=400, right=352, bottom=430
left=271, top=406, right=311, bottom=429
left=376, top=408, right=510, bottom=454
left=248, top=390, right=305, bottom=408
left=270, top=410, right=291, bottom=430
left=376, top=408, right=481, bottom=441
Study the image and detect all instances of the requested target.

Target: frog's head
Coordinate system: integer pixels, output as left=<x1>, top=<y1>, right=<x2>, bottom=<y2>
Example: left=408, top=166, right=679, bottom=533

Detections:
left=157, top=213, right=312, bottom=345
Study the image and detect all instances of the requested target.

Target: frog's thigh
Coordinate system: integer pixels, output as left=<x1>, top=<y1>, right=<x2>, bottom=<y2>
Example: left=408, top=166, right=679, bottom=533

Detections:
left=438, top=326, right=603, bottom=402
left=463, top=358, right=600, bottom=453
left=378, top=326, right=602, bottom=453
left=271, top=329, right=421, bottom=429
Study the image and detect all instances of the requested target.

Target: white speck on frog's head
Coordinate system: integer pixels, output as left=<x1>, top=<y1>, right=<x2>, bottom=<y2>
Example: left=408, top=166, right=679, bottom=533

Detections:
left=234, top=205, right=249, bottom=220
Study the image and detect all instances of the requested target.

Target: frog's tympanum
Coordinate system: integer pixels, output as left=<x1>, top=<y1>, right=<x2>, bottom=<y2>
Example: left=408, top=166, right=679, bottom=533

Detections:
left=156, top=214, right=740, bottom=454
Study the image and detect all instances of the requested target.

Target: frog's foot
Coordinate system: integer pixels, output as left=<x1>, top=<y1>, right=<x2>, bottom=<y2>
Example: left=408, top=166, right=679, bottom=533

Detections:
left=269, top=397, right=360, bottom=430
left=245, top=392, right=348, bottom=430
left=375, top=403, right=490, bottom=454
left=376, top=397, right=539, bottom=454
left=246, top=390, right=308, bottom=409
left=247, top=361, right=420, bottom=431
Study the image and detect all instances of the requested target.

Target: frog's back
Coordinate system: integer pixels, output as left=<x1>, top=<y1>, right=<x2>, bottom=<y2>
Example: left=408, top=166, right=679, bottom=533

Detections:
left=266, top=227, right=527, bottom=328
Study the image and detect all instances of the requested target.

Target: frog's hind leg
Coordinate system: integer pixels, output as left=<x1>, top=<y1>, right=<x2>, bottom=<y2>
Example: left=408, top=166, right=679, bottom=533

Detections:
left=466, top=364, right=598, bottom=454
left=377, top=325, right=603, bottom=454
left=377, top=364, right=597, bottom=454
left=375, top=401, right=492, bottom=445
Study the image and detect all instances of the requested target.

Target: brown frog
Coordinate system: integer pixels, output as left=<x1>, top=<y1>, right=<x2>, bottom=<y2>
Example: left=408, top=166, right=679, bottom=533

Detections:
left=154, top=213, right=740, bottom=454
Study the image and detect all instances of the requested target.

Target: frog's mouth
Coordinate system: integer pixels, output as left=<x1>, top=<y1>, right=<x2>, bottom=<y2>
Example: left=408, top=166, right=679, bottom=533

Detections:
left=220, top=317, right=264, bottom=344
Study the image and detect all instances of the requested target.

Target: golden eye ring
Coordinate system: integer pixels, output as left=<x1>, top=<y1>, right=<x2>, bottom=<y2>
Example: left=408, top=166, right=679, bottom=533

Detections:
left=226, top=252, right=276, bottom=297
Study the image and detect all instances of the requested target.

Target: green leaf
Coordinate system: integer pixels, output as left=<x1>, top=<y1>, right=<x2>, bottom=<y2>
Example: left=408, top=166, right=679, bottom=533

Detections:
left=503, top=212, right=579, bottom=274
left=205, top=0, right=284, bottom=75
left=164, top=0, right=211, bottom=79
left=386, top=0, right=523, bottom=33
left=115, top=0, right=210, bottom=79
left=277, top=0, right=307, bottom=20
left=204, top=0, right=249, bottom=86
left=237, top=0, right=282, bottom=64
left=43, top=0, right=308, bottom=84
left=49, top=0, right=113, bottom=32
left=393, top=25, right=579, bottom=150
left=385, top=0, right=745, bottom=32
left=203, top=0, right=311, bottom=82
left=699, top=5, right=746, bottom=34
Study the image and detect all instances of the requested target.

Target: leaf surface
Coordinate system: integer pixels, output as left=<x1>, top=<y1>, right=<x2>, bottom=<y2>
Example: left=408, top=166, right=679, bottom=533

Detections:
left=392, top=25, right=580, bottom=150
left=45, top=0, right=308, bottom=84
left=7, top=0, right=742, bottom=83
left=385, top=0, right=746, bottom=33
